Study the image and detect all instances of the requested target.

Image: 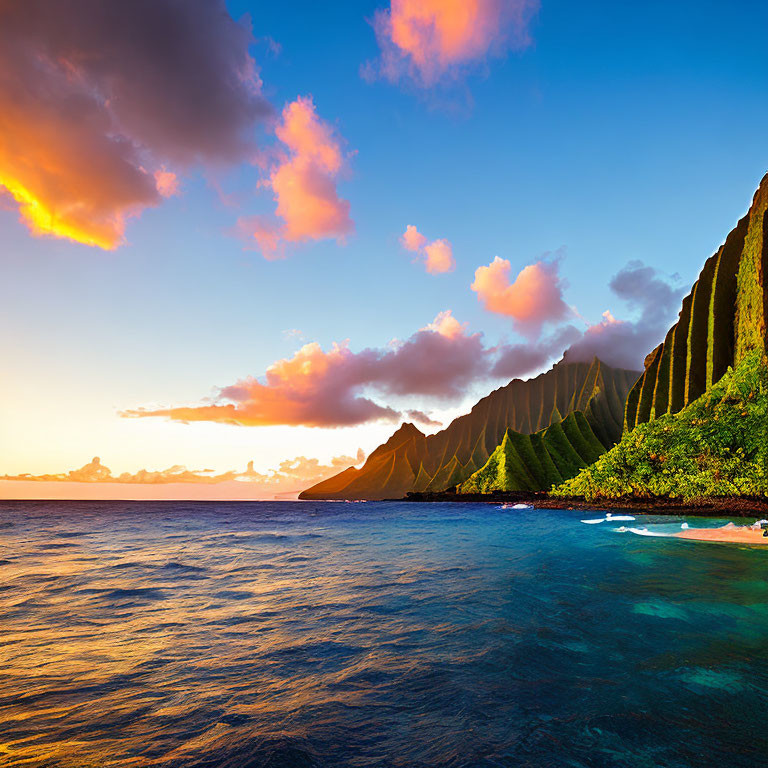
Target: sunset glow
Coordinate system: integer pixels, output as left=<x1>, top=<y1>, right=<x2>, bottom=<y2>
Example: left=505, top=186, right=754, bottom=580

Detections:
left=2, top=3, right=768, bottom=765
left=1, top=0, right=765, bottom=499
left=0, top=173, right=126, bottom=250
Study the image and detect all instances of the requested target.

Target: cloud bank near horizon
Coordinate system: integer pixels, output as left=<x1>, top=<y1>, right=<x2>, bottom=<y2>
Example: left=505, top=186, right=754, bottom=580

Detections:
left=2, top=451, right=366, bottom=492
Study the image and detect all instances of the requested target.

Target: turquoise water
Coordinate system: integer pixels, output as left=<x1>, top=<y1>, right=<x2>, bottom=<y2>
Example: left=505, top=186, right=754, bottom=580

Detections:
left=1, top=500, right=767, bottom=767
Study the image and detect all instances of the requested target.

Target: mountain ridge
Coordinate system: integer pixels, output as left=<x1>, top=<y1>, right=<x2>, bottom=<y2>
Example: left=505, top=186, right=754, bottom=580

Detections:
left=300, top=357, right=640, bottom=500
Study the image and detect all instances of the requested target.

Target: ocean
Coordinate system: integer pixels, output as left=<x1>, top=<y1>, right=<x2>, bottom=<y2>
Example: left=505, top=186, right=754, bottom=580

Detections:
left=1, top=500, right=767, bottom=767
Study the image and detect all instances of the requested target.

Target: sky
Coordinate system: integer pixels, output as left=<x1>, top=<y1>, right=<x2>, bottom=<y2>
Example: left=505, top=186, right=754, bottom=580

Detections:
left=2, top=0, right=768, bottom=498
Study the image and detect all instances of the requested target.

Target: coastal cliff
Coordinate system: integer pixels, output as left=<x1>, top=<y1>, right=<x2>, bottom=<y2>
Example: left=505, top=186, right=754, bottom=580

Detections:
left=556, top=174, right=768, bottom=501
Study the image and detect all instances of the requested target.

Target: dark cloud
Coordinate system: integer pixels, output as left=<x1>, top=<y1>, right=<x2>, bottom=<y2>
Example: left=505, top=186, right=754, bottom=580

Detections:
left=564, top=261, right=684, bottom=370
left=492, top=326, right=582, bottom=379
left=406, top=410, right=443, bottom=428
left=0, top=0, right=271, bottom=248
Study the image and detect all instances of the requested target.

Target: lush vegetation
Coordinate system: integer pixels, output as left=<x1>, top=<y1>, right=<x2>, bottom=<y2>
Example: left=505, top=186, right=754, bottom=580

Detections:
left=554, top=351, right=768, bottom=501
left=458, top=411, right=606, bottom=493
left=735, top=180, right=768, bottom=360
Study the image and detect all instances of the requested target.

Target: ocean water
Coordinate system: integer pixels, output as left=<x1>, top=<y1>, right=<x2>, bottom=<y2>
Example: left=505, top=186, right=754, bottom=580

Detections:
left=1, top=501, right=768, bottom=768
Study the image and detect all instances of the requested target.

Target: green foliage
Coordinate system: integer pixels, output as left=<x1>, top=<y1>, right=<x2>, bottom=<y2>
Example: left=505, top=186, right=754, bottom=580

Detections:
left=459, top=411, right=606, bottom=493
left=554, top=351, right=768, bottom=501
left=735, top=185, right=768, bottom=361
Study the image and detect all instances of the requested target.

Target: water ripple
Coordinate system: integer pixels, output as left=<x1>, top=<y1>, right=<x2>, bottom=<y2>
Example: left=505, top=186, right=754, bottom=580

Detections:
left=1, top=500, right=767, bottom=767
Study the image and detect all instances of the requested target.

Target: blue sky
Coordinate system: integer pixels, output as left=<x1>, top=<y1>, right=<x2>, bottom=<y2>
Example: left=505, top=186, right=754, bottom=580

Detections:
left=2, top=0, right=767, bottom=483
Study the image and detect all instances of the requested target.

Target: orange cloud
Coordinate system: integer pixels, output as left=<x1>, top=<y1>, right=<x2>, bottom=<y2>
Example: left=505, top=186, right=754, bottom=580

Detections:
left=2, top=456, right=234, bottom=484
left=0, top=1, right=271, bottom=249
left=127, top=293, right=656, bottom=431
left=370, top=0, right=539, bottom=86
left=424, top=239, right=455, bottom=273
left=472, top=256, right=570, bottom=338
left=0, top=116, right=159, bottom=249
left=423, top=309, right=467, bottom=339
left=122, top=311, right=491, bottom=428
left=240, top=96, right=353, bottom=258
left=400, top=225, right=455, bottom=274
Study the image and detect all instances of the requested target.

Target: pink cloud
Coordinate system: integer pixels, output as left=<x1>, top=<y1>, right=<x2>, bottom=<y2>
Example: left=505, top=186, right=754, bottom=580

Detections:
left=120, top=260, right=683, bottom=434
left=472, top=256, right=570, bottom=338
left=240, top=96, right=353, bottom=258
left=154, top=168, right=179, bottom=198
left=401, top=224, right=428, bottom=252
left=424, top=238, right=455, bottom=273
left=237, top=215, right=284, bottom=260
left=122, top=311, right=491, bottom=429
left=423, top=309, right=467, bottom=339
left=400, top=225, right=455, bottom=274
left=121, top=261, right=681, bottom=433
left=369, top=0, right=539, bottom=87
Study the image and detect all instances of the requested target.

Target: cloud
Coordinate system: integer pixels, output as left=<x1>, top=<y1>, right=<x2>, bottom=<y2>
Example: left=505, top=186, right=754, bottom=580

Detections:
left=401, top=224, right=428, bottom=252
left=239, top=96, right=353, bottom=258
left=240, top=450, right=366, bottom=491
left=400, top=225, right=455, bottom=274
left=406, top=409, right=442, bottom=428
left=123, top=260, right=682, bottom=432
left=3, top=452, right=366, bottom=495
left=3, top=456, right=236, bottom=484
left=122, top=310, right=512, bottom=429
left=472, top=256, right=571, bottom=338
left=491, top=325, right=582, bottom=379
left=368, top=0, right=539, bottom=87
left=0, top=0, right=272, bottom=249
left=237, top=215, right=284, bottom=259
left=563, top=261, right=685, bottom=370
left=424, top=239, right=455, bottom=274
left=118, top=259, right=682, bottom=432
left=423, top=309, right=467, bottom=339
left=154, top=169, right=180, bottom=198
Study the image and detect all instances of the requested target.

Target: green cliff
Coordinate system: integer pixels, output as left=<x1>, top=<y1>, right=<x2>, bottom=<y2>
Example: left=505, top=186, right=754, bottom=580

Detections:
left=557, top=174, right=768, bottom=501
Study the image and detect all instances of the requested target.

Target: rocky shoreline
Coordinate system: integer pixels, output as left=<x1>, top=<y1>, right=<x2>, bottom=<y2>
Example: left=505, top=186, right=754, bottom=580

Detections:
left=403, top=491, right=768, bottom=517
